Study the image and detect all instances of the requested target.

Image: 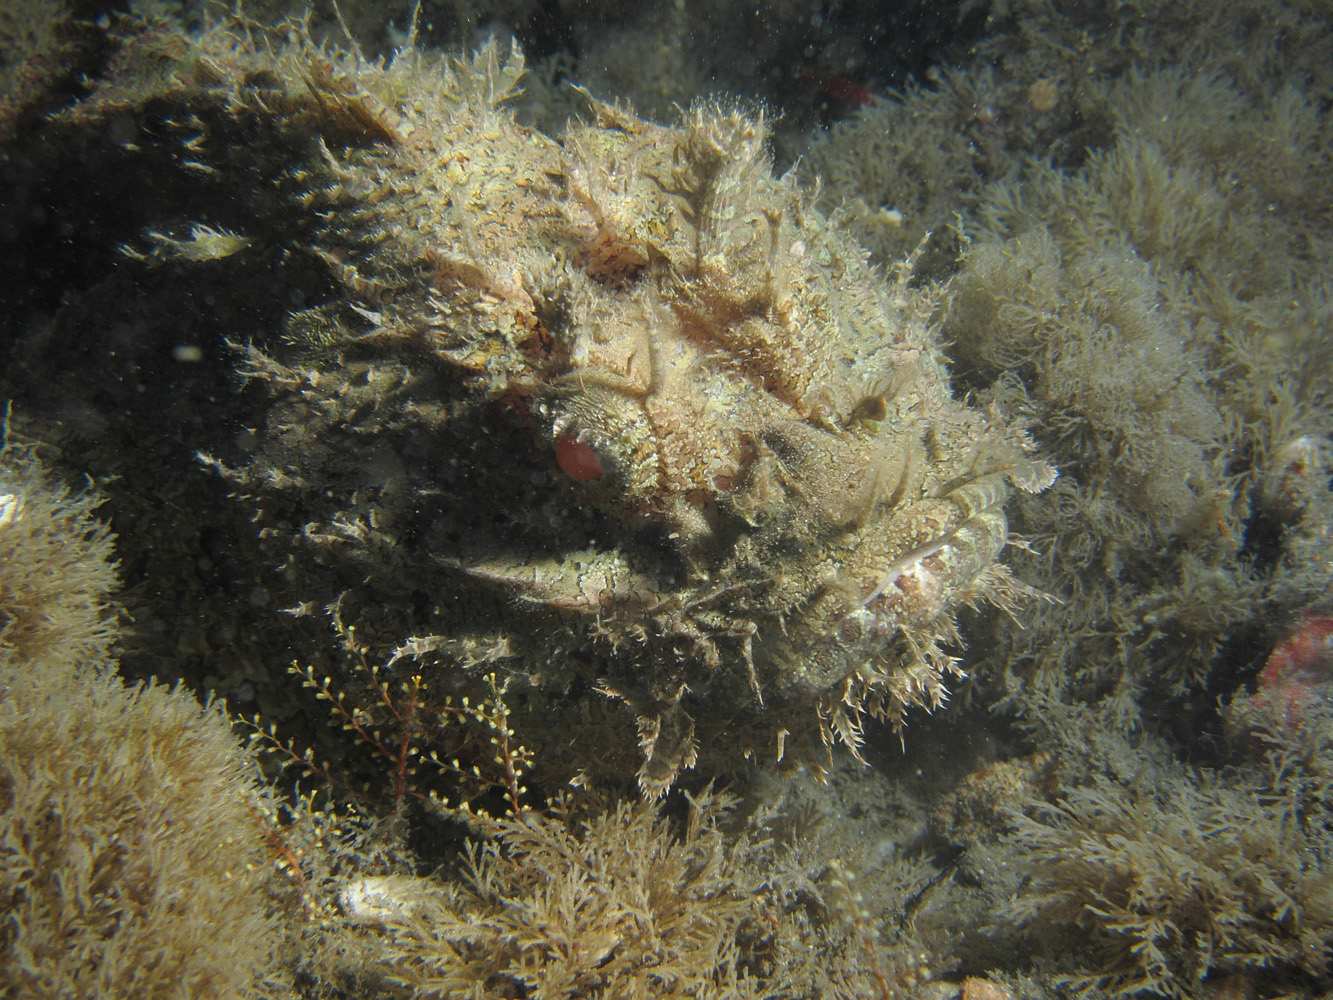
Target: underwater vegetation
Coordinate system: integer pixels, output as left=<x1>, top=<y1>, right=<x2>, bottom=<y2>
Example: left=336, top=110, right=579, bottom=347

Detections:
left=0, top=441, right=282, bottom=999
left=979, top=692, right=1333, bottom=1000
left=941, top=63, right=1333, bottom=719
left=331, top=787, right=954, bottom=1000
left=812, top=0, right=1333, bottom=727
left=2, top=0, right=1332, bottom=999
left=0, top=433, right=118, bottom=668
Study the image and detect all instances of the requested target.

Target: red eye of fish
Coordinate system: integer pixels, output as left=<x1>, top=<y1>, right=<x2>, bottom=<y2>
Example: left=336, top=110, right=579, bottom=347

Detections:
left=555, top=434, right=604, bottom=481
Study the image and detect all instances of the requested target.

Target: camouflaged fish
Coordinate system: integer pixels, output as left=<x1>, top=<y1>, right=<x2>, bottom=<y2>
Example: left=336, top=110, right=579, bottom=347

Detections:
left=166, top=34, right=1054, bottom=795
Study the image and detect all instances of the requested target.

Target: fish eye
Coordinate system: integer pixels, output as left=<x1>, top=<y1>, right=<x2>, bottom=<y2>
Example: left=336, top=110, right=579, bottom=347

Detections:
left=555, top=434, right=605, bottom=481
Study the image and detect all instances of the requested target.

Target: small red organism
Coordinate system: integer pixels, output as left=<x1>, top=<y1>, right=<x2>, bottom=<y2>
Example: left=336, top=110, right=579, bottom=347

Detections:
left=801, top=68, right=885, bottom=109
left=1249, top=613, right=1333, bottom=733
left=819, top=73, right=876, bottom=106
left=555, top=434, right=604, bottom=481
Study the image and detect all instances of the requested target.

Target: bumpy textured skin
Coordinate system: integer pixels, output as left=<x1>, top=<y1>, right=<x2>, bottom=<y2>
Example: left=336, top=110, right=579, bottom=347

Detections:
left=287, top=44, right=1053, bottom=794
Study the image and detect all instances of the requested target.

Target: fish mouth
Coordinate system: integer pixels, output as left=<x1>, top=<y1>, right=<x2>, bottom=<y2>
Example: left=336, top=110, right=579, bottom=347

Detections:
left=861, top=506, right=1009, bottom=626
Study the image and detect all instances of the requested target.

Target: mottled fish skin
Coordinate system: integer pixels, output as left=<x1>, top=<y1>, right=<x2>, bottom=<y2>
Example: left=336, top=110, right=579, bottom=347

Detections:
left=286, top=44, right=1054, bottom=789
